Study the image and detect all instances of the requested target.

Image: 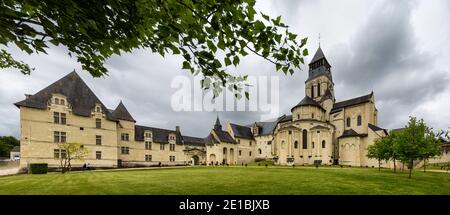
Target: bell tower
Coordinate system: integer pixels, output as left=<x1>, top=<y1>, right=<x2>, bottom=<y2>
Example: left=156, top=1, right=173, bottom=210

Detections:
left=305, top=46, right=335, bottom=104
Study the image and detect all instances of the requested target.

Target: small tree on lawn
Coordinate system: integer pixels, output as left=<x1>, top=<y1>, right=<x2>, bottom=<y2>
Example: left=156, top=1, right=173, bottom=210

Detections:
left=58, top=142, right=89, bottom=173
left=367, top=139, right=387, bottom=171
left=394, top=117, right=439, bottom=179
left=420, top=130, right=442, bottom=173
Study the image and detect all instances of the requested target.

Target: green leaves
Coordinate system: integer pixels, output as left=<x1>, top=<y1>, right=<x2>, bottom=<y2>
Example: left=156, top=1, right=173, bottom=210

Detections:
left=0, top=0, right=309, bottom=99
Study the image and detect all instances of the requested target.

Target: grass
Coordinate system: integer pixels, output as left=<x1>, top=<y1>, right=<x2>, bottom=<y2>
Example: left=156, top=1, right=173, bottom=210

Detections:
left=0, top=166, right=449, bottom=195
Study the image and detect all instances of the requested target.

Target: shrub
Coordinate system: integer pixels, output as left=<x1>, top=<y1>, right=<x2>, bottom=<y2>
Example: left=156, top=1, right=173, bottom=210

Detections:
left=29, top=163, right=48, bottom=174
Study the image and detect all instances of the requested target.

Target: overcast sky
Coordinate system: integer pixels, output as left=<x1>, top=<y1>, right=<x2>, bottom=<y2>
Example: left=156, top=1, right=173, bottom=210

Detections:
left=1, top=0, right=449, bottom=138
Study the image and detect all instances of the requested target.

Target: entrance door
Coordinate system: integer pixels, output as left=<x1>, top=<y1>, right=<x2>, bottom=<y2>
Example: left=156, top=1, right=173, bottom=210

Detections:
left=192, top=155, right=200, bottom=165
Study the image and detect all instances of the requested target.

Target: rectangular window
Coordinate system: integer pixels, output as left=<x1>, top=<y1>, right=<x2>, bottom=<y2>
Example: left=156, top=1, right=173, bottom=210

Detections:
left=121, top=133, right=129, bottom=141
left=169, top=155, right=175, bottom=162
left=53, top=112, right=67, bottom=125
left=145, top=155, right=152, bottom=162
left=96, top=151, right=102, bottom=160
left=54, top=131, right=66, bottom=143
left=96, top=135, right=102, bottom=145
left=249, top=141, right=252, bottom=146
left=61, top=113, right=66, bottom=124
left=55, top=98, right=60, bottom=104
left=169, top=144, right=175, bottom=151
left=96, top=118, right=101, bottom=129
left=145, top=141, right=152, bottom=150
left=54, top=112, right=59, bottom=124
left=160, top=144, right=165, bottom=150
left=121, top=147, right=129, bottom=154
left=239, top=150, right=242, bottom=156
left=249, top=151, right=252, bottom=156
left=60, top=149, right=67, bottom=159
left=54, top=149, right=60, bottom=159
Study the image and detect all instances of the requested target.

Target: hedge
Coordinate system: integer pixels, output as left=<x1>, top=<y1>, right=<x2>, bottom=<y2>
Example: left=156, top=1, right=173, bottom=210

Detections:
left=29, top=163, right=48, bottom=174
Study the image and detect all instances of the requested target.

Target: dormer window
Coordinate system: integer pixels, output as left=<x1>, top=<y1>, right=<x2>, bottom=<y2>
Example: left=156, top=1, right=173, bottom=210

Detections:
left=55, top=98, right=60, bottom=104
left=96, top=106, right=101, bottom=112
left=60, top=99, right=65, bottom=105
left=169, top=135, right=175, bottom=141
left=145, top=131, right=152, bottom=138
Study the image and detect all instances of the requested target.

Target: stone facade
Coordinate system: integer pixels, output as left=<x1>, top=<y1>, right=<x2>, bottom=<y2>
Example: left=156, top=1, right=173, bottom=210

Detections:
left=18, top=46, right=426, bottom=169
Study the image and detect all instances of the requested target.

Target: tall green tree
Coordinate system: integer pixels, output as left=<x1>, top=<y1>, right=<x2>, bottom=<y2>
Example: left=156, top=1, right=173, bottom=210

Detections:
left=0, top=0, right=309, bottom=98
left=0, top=136, right=19, bottom=157
left=394, top=117, right=441, bottom=179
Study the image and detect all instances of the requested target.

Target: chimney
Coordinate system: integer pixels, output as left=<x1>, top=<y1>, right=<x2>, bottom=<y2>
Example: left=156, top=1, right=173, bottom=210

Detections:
left=25, top=94, right=31, bottom=99
left=175, top=126, right=180, bottom=133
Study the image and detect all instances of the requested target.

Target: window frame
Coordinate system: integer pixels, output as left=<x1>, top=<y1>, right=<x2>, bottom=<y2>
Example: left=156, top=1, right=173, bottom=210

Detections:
left=96, top=135, right=102, bottom=145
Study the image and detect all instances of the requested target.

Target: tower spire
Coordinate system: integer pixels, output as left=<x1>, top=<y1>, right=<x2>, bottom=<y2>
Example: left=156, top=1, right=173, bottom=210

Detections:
left=214, top=113, right=222, bottom=131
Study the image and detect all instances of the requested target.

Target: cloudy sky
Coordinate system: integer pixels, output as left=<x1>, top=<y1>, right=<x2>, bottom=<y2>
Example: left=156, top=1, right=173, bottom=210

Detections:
left=1, top=0, right=449, bottom=138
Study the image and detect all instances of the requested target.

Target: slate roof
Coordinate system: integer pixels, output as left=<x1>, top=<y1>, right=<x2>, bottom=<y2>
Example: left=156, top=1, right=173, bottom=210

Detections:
left=111, top=101, right=135, bottom=122
left=277, top=114, right=293, bottom=123
left=182, top=135, right=206, bottom=147
left=204, top=134, right=220, bottom=145
left=213, top=129, right=237, bottom=144
left=230, top=123, right=254, bottom=140
left=11, top=146, right=20, bottom=152
left=15, top=71, right=117, bottom=121
left=311, top=125, right=329, bottom=130
left=134, top=125, right=179, bottom=144
left=310, top=46, right=326, bottom=63
left=339, top=129, right=368, bottom=138
left=291, top=96, right=325, bottom=112
left=368, top=123, right=383, bottom=132
left=307, top=47, right=333, bottom=82
left=330, top=92, right=373, bottom=113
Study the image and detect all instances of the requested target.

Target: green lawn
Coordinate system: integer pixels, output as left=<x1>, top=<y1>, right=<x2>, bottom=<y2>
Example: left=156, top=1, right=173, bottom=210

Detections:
left=0, top=166, right=449, bottom=194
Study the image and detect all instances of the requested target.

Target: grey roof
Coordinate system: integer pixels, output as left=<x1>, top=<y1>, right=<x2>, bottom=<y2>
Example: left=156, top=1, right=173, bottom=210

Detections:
left=213, top=129, right=237, bottom=144
left=11, top=146, right=20, bottom=152
left=307, top=47, right=332, bottom=82
left=331, top=92, right=373, bottom=113
left=111, top=101, right=135, bottom=122
left=291, top=96, right=325, bottom=112
left=182, top=135, right=205, bottom=147
left=311, top=125, right=329, bottom=130
left=278, top=114, right=293, bottom=123
left=247, top=120, right=278, bottom=136
left=204, top=134, right=220, bottom=145
left=339, top=129, right=368, bottom=138
left=14, top=71, right=117, bottom=121
left=368, top=123, right=388, bottom=136
left=134, top=125, right=179, bottom=144
left=230, top=123, right=254, bottom=140
left=368, top=123, right=384, bottom=132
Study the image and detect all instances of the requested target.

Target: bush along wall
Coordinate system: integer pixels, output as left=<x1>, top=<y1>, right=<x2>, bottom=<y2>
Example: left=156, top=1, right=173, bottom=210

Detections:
left=29, top=163, right=48, bottom=174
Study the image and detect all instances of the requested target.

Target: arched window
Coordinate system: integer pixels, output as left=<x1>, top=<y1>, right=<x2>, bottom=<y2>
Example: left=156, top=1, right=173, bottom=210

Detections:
left=357, top=115, right=362, bottom=126
left=258, top=148, right=262, bottom=154
left=312, top=142, right=315, bottom=148
left=294, top=141, right=298, bottom=149
left=322, top=140, right=326, bottom=148
left=302, top=130, right=307, bottom=149
left=346, top=117, right=351, bottom=127
left=317, top=83, right=321, bottom=96
left=311, top=86, right=314, bottom=98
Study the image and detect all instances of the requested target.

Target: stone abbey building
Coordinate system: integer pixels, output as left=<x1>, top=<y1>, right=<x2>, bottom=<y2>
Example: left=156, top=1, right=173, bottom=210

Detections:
left=15, top=47, right=389, bottom=169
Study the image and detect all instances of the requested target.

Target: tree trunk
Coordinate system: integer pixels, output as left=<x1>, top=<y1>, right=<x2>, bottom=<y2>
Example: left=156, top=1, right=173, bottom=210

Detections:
left=378, top=159, right=381, bottom=172
left=423, top=159, right=426, bottom=173
left=393, top=157, right=396, bottom=173
left=408, top=159, right=413, bottom=179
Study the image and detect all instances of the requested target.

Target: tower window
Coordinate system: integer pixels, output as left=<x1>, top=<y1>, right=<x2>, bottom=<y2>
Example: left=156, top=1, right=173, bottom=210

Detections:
left=302, top=130, right=308, bottom=149
left=311, top=86, right=314, bottom=98
left=294, top=141, right=298, bottom=149
left=322, top=140, right=326, bottom=148
left=357, top=115, right=362, bottom=126
left=318, top=84, right=321, bottom=96
left=346, top=117, right=351, bottom=127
